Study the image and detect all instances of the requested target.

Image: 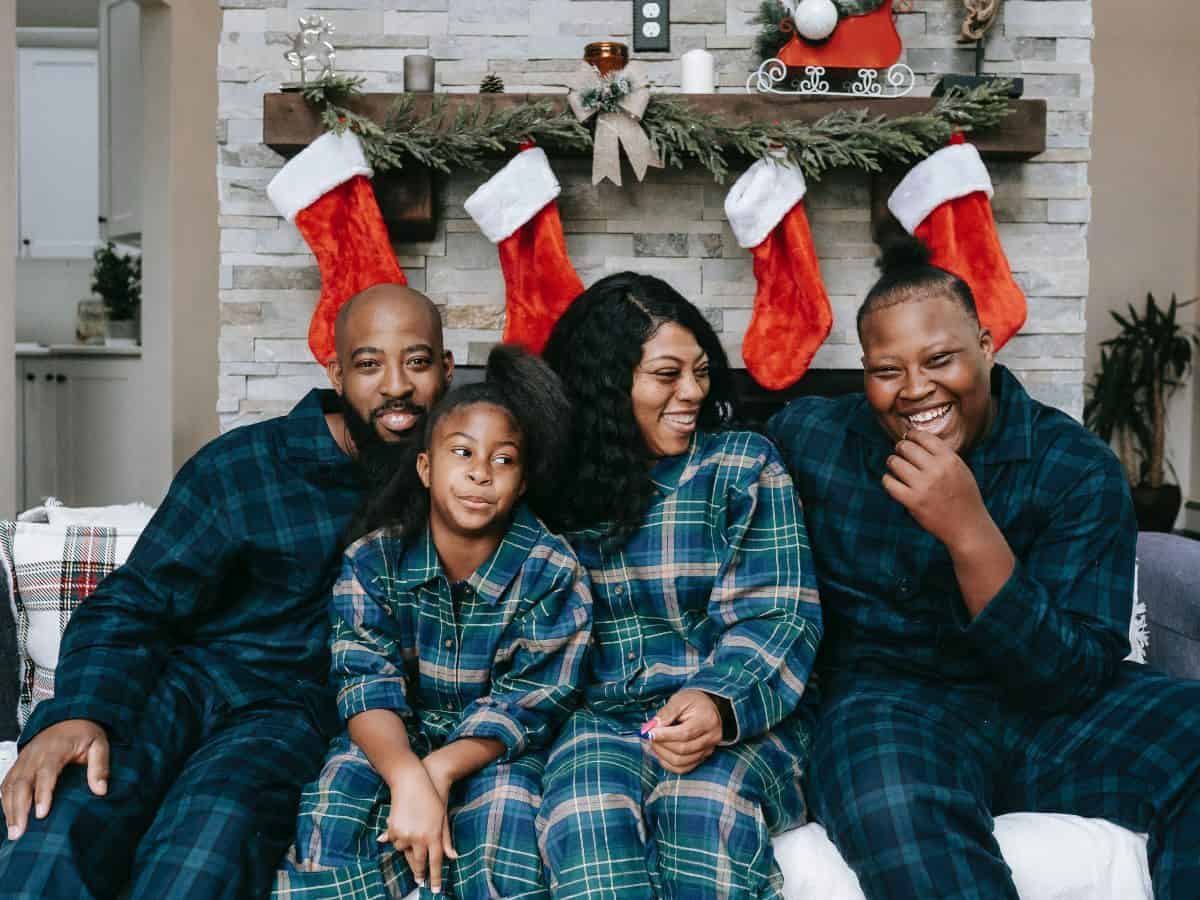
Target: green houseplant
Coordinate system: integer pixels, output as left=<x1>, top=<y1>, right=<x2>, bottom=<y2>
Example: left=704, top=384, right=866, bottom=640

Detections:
left=91, top=242, right=142, bottom=342
left=1084, top=292, right=1199, bottom=532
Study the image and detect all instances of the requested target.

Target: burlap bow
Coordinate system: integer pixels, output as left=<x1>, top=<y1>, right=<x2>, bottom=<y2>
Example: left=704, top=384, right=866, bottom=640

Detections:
left=567, top=61, right=663, bottom=187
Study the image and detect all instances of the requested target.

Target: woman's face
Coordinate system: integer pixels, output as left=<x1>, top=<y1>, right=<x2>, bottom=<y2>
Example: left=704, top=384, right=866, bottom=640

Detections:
left=630, top=322, right=711, bottom=459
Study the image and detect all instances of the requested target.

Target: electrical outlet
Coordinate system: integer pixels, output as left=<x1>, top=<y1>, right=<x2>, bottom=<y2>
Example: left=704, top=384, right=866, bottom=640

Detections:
left=633, top=0, right=670, bottom=52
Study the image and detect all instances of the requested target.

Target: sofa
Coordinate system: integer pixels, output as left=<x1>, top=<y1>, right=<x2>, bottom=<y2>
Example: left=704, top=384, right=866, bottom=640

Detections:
left=2, top=504, right=1198, bottom=899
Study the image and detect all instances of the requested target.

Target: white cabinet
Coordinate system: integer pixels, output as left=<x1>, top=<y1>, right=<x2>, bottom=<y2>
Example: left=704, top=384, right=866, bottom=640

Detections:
left=17, top=355, right=149, bottom=511
left=16, top=47, right=101, bottom=258
left=98, top=0, right=142, bottom=241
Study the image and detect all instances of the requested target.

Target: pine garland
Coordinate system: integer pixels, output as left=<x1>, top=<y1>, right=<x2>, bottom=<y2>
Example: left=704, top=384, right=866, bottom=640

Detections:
left=300, top=74, right=1014, bottom=184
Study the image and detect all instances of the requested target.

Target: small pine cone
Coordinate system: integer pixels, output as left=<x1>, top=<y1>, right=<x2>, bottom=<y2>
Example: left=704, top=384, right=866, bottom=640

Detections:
left=480, top=72, right=505, bottom=94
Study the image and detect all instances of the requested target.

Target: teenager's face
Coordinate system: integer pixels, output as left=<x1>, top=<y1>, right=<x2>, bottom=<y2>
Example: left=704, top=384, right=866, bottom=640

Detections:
left=328, top=287, right=453, bottom=446
left=860, top=293, right=995, bottom=455
left=630, top=322, right=710, bottom=460
left=417, top=403, right=526, bottom=538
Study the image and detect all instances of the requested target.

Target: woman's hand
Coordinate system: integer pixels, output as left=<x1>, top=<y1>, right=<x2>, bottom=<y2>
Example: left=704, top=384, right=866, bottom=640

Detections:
left=378, top=761, right=458, bottom=892
left=645, top=689, right=724, bottom=775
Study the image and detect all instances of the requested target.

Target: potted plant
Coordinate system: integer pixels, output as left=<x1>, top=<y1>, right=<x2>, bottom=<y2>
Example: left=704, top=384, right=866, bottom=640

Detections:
left=91, top=242, right=142, bottom=344
left=1084, top=292, right=1199, bottom=532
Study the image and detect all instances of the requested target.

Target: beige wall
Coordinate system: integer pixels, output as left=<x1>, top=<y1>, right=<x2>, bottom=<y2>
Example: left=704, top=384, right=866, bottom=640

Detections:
left=140, top=0, right=219, bottom=486
left=1090, top=0, right=1200, bottom=523
left=1, top=0, right=17, bottom=518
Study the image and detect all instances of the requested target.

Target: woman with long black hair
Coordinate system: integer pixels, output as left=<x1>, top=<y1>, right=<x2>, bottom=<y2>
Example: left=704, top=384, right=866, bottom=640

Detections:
left=535, top=272, right=823, bottom=899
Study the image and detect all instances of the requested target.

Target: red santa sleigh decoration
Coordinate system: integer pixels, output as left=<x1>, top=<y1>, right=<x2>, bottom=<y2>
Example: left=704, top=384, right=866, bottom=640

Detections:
left=748, top=0, right=915, bottom=98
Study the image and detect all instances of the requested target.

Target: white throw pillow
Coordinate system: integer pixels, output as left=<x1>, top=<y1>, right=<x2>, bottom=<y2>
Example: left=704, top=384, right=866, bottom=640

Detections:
left=1, top=520, right=147, bottom=727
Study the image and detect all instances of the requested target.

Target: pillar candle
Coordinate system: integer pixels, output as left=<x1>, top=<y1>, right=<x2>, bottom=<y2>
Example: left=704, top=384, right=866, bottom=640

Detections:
left=680, top=48, right=715, bottom=94
left=404, top=54, right=435, bottom=92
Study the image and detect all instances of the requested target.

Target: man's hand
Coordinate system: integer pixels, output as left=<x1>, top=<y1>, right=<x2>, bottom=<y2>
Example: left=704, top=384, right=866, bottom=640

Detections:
left=378, top=762, right=457, bottom=893
left=645, top=689, right=723, bottom=775
left=1, top=719, right=109, bottom=841
left=883, top=428, right=1016, bottom=618
left=882, top=429, right=990, bottom=549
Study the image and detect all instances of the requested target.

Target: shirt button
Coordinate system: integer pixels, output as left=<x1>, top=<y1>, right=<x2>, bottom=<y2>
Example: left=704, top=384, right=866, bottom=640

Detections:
left=627, top=651, right=636, bottom=661
left=444, top=639, right=453, bottom=648
left=614, top=585, right=625, bottom=595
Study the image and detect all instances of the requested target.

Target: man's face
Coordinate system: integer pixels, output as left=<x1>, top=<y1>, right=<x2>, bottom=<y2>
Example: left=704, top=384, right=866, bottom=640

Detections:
left=328, top=288, right=453, bottom=448
left=860, top=293, right=995, bottom=455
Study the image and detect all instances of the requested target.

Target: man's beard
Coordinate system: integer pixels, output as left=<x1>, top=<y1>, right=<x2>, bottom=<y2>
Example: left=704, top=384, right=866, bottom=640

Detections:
left=339, top=394, right=427, bottom=490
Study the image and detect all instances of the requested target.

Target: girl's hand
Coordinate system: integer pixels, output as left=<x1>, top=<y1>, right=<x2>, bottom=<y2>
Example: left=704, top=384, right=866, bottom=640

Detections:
left=378, top=764, right=459, bottom=892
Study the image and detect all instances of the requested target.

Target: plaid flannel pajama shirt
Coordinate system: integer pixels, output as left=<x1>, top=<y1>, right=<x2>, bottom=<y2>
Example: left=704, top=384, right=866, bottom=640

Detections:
left=274, top=504, right=592, bottom=900
left=536, top=431, right=823, bottom=900
left=0, top=389, right=367, bottom=900
left=769, top=365, right=1200, bottom=900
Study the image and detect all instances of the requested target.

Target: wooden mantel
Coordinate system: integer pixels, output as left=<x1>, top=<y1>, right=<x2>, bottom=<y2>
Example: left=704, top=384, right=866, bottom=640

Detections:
left=263, top=92, right=1046, bottom=159
left=262, top=92, right=1047, bottom=241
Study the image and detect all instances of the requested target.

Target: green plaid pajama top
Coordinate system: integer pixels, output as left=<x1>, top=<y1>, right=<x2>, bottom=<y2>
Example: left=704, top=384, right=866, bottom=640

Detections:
left=331, top=502, right=593, bottom=759
left=570, top=429, right=822, bottom=738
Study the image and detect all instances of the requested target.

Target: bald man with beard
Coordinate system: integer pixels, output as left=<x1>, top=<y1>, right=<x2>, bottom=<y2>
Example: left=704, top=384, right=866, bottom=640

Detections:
left=0, top=284, right=453, bottom=900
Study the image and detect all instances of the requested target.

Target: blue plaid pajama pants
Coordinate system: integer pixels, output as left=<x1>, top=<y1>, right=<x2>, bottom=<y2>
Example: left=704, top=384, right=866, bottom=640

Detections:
left=536, top=706, right=815, bottom=900
left=273, top=734, right=548, bottom=900
left=0, top=657, right=329, bottom=900
left=809, top=663, right=1200, bottom=900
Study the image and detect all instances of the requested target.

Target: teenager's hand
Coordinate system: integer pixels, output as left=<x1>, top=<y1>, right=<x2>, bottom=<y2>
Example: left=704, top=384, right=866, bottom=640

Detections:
left=645, top=689, right=723, bottom=775
left=882, top=429, right=990, bottom=548
left=1, top=719, right=109, bottom=840
left=378, top=763, right=458, bottom=892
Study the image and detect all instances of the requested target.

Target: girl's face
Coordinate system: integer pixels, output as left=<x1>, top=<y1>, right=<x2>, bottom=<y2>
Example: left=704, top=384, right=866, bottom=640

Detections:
left=630, top=321, right=711, bottom=460
left=417, top=403, right=526, bottom=538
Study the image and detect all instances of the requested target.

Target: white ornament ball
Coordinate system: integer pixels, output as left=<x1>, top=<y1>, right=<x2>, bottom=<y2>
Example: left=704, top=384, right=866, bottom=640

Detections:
left=793, top=0, right=839, bottom=41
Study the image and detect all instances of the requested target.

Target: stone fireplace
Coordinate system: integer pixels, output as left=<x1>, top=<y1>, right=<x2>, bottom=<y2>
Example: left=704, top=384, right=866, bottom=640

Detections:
left=216, top=0, right=1093, bottom=430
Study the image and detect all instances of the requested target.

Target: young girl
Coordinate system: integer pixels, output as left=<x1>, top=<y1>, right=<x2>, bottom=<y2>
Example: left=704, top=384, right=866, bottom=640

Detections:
left=274, top=345, right=592, bottom=900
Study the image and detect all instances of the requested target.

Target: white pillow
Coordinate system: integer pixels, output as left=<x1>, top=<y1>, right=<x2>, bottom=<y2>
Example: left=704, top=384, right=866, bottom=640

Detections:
left=1, top=520, right=146, bottom=727
left=43, top=498, right=157, bottom=530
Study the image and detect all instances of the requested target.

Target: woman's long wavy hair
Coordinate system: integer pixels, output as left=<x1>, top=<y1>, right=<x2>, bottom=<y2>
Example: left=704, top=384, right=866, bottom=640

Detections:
left=345, top=344, right=571, bottom=544
left=541, top=271, right=735, bottom=542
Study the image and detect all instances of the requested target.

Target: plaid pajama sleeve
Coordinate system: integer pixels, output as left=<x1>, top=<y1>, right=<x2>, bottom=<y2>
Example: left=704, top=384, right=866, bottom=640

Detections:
left=330, top=534, right=414, bottom=723
left=681, top=446, right=822, bottom=743
left=961, top=454, right=1137, bottom=713
left=446, top=544, right=593, bottom=759
left=20, top=455, right=236, bottom=745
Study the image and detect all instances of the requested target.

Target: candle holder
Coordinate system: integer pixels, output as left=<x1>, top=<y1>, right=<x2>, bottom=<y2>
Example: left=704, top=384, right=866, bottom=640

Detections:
left=583, top=41, right=629, bottom=76
left=404, top=54, right=435, bottom=92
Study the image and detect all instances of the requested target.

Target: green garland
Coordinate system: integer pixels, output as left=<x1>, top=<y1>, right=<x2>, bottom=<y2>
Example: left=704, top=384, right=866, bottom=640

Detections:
left=302, top=74, right=1013, bottom=185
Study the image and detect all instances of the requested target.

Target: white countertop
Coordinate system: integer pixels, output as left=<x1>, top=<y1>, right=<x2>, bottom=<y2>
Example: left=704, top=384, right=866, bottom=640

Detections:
left=16, top=341, right=142, bottom=358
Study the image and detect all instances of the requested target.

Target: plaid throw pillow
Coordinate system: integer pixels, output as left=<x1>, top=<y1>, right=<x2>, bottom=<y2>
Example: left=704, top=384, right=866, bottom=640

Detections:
left=0, top=522, right=144, bottom=728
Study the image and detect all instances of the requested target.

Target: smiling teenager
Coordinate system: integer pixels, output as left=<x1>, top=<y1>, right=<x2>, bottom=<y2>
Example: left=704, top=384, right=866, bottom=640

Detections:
left=768, top=237, right=1200, bottom=900
left=536, top=272, right=822, bottom=900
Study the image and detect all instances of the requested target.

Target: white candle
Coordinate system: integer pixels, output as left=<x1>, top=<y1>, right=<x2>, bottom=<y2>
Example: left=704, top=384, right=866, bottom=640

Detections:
left=680, top=48, right=715, bottom=94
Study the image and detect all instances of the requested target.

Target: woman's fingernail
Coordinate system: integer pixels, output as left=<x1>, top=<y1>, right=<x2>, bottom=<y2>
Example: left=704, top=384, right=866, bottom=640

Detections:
left=639, top=717, right=660, bottom=736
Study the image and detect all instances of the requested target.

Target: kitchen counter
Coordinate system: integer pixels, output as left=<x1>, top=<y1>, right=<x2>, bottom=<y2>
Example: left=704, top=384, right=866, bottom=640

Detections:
left=16, top=342, right=141, bottom=358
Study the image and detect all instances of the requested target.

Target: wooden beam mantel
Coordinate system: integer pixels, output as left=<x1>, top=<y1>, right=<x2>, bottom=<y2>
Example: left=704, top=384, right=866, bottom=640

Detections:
left=262, top=92, right=1047, bottom=242
left=263, top=92, right=1047, bottom=160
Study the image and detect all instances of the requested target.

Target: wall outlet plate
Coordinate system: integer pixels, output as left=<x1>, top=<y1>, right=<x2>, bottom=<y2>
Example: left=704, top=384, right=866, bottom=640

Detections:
left=633, top=0, right=670, bottom=52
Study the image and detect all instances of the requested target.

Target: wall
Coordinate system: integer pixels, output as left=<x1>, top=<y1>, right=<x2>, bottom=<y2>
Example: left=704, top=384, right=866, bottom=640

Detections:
left=217, top=0, right=1095, bottom=430
left=139, top=0, right=221, bottom=482
left=14, top=258, right=92, bottom=344
left=1089, top=0, right=1200, bottom=526
left=1, top=0, right=17, bottom=517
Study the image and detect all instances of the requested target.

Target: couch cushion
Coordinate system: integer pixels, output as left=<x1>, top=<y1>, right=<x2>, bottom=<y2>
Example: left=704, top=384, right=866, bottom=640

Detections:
left=1136, top=532, right=1200, bottom=680
left=773, top=816, right=1150, bottom=899
left=0, top=521, right=145, bottom=728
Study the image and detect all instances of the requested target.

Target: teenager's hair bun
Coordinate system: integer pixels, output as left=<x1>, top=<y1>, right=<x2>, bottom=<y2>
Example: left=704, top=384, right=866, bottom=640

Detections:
left=878, top=235, right=932, bottom=274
